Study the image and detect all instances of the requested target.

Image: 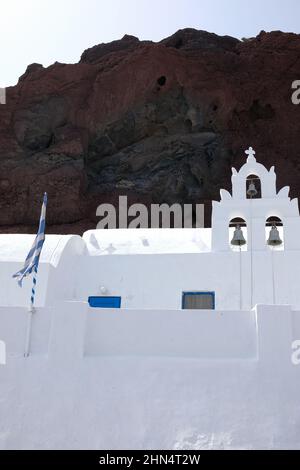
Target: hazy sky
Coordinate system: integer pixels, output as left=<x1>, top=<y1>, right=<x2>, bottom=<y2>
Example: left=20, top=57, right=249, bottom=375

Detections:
left=1, top=0, right=300, bottom=86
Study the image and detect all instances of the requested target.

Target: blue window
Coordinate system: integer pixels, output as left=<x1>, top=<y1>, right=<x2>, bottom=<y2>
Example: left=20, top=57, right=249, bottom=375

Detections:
left=182, top=292, right=215, bottom=310
left=88, top=296, right=121, bottom=308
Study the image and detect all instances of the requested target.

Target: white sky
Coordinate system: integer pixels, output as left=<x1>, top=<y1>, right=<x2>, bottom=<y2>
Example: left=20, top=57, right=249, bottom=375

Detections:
left=0, top=0, right=300, bottom=87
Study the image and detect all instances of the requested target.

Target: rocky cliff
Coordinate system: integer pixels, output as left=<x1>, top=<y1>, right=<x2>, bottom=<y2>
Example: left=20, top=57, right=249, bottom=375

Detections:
left=0, top=28, right=300, bottom=233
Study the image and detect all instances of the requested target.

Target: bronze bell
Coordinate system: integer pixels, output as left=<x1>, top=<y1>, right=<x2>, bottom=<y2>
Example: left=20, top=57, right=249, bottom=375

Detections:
left=247, top=180, right=258, bottom=198
left=267, top=224, right=282, bottom=246
left=231, top=225, right=246, bottom=246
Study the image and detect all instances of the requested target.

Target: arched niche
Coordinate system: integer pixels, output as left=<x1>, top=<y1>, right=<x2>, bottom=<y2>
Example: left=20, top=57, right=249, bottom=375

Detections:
left=231, top=151, right=276, bottom=199
left=229, top=217, right=247, bottom=251
left=265, top=216, right=284, bottom=250
left=246, top=174, right=261, bottom=199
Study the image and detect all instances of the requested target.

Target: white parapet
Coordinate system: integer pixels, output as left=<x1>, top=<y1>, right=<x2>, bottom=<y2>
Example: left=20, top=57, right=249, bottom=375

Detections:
left=0, top=303, right=300, bottom=449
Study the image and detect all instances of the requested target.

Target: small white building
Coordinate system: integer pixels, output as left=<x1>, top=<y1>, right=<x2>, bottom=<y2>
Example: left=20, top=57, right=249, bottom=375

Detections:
left=1, top=147, right=300, bottom=311
left=1, top=147, right=300, bottom=450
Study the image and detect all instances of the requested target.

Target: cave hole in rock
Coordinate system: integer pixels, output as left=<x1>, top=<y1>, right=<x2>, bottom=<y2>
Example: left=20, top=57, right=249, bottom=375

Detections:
left=157, top=76, right=167, bottom=87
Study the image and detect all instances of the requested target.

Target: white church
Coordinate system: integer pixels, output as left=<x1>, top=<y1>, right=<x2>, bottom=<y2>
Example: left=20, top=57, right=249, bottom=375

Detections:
left=1, top=147, right=300, bottom=450
left=0, top=146, right=299, bottom=311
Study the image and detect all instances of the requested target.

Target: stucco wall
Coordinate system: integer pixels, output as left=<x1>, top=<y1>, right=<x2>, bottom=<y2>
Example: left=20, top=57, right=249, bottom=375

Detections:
left=75, top=249, right=300, bottom=310
left=3, top=230, right=300, bottom=311
left=0, top=303, right=300, bottom=449
left=85, top=308, right=257, bottom=358
left=0, top=235, right=86, bottom=307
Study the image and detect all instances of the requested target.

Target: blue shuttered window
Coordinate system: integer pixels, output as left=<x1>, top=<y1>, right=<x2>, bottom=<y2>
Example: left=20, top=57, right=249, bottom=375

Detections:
left=182, top=292, right=215, bottom=310
left=88, top=296, right=121, bottom=308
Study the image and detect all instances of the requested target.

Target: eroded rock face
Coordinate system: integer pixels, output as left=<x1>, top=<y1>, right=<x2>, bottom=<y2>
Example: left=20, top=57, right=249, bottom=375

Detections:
left=0, top=29, right=300, bottom=233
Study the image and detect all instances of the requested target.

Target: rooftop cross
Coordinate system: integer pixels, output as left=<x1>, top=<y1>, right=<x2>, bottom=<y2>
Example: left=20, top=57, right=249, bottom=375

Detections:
left=245, top=146, right=256, bottom=159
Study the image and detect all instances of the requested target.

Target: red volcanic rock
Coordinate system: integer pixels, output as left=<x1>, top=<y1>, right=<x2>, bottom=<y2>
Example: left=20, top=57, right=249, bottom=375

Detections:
left=0, top=28, right=300, bottom=233
left=80, top=34, right=146, bottom=64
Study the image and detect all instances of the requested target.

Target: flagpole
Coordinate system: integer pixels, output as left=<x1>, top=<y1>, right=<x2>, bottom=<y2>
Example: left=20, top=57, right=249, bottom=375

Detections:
left=13, top=192, right=47, bottom=357
left=24, top=264, right=38, bottom=357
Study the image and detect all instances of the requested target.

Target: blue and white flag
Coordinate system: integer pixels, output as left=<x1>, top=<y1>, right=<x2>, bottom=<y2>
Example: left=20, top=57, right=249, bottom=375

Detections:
left=13, top=192, right=47, bottom=287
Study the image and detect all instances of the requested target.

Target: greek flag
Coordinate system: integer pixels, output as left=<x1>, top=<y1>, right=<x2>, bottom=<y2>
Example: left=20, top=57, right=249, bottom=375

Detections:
left=13, top=193, right=47, bottom=287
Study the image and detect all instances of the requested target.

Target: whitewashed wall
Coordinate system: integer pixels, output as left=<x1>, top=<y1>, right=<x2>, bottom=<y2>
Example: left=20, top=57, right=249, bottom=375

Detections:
left=2, top=230, right=300, bottom=311
left=0, top=303, right=300, bottom=449
left=85, top=308, right=257, bottom=358
left=0, top=235, right=86, bottom=307
left=45, top=235, right=87, bottom=305
left=75, top=249, right=300, bottom=310
left=0, top=302, right=295, bottom=361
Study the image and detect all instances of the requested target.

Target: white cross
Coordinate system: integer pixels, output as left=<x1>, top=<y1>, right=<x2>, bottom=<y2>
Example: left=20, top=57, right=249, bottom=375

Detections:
left=245, top=146, right=256, bottom=159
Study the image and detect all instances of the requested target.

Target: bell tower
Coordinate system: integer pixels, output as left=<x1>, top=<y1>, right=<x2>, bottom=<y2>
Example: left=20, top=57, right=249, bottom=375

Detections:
left=211, top=147, right=300, bottom=252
